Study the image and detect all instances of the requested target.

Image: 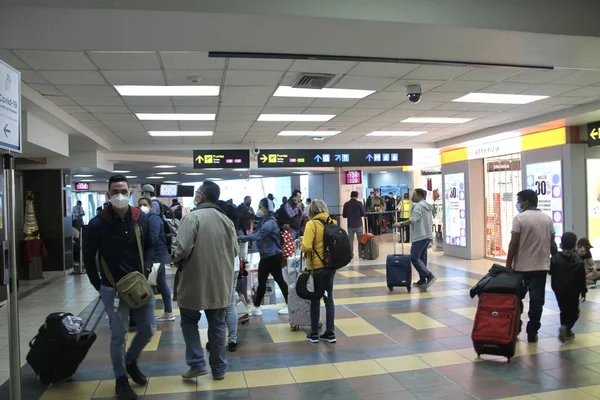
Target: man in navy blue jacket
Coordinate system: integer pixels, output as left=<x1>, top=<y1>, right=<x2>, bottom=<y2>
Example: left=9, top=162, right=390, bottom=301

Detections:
left=84, top=175, right=155, bottom=400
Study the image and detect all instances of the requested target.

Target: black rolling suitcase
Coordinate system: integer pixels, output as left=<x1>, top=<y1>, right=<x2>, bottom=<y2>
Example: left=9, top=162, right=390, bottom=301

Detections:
left=27, top=297, right=105, bottom=386
left=386, top=222, right=412, bottom=292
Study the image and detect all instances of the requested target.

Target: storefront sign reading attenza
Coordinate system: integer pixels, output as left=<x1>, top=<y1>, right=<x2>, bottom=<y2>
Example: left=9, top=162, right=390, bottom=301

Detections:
left=588, top=121, right=600, bottom=148
left=487, top=160, right=521, bottom=172
left=467, top=137, right=522, bottom=160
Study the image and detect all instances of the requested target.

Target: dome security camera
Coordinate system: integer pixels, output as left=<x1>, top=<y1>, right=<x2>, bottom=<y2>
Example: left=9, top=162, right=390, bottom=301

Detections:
left=406, top=85, right=422, bottom=104
left=251, top=148, right=261, bottom=156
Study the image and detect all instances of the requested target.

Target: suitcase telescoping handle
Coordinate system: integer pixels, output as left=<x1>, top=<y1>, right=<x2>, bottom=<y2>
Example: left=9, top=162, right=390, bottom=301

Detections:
left=76, top=296, right=106, bottom=341
left=393, top=209, right=405, bottom=256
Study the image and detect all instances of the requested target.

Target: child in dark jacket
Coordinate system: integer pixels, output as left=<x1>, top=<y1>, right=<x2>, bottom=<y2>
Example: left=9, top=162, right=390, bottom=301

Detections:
left=550, top=232, right=587, bottom=343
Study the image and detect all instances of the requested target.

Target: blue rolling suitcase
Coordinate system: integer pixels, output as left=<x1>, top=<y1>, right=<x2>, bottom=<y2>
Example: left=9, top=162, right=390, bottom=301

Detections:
left=386, top=224, right=412, bottom=292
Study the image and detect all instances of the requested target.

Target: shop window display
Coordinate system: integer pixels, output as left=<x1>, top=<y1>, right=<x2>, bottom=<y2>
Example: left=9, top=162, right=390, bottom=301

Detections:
left=526, top=160, right=563, bottom=246
left=444, top=173, right=466, bottom=247
left=587, top=159, right=600, bottom=260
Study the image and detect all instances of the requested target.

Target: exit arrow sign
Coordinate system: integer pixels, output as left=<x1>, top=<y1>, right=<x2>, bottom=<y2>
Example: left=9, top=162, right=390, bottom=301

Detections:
left=589, top=122, right=600, bottom=148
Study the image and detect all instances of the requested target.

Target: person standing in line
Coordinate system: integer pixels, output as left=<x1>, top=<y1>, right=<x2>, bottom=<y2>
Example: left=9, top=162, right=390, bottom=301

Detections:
left=72, top=200, right=85, bottom=229
left=141, top=184, right=162, bottom=215
left=576, top=238, right=599, bottom=286
left=237, top=196, right=254, bottom=236
left=138, top=197, right=175, bottom=322
left=398, top=193, right=412, bottom=243
left=394, top=189, right=436, bottom=289
left=506, top=189, right=557, bottom=343
left=239, top=198, right=289, bottom=316
left=285, top=190, right=304, bottom=239
left=171, top=198, right=183, bottom=220
left=84, top=175, right=155, bottom=400
left=369, top=189, right=384, bottom=235
left=550, top=232, right=587, bottom=343
left=302, top=199, right=337, bottom=344
left=343, top=191, right=366, bottom=259
left=174, top=181, right=238, bottom=380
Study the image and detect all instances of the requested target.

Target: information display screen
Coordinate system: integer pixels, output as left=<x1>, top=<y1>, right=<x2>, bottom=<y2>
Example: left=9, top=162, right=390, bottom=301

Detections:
left=527, top=161, right=563, bottom=244
left=74, top=182, right=90, bottom=191
left=444, top=173, right=467, bottom=247
left=159, top=184, right=178, bottom=197
left=345, top=170, right=362, bottom=184
left=257, top=149, right=412, bottom=168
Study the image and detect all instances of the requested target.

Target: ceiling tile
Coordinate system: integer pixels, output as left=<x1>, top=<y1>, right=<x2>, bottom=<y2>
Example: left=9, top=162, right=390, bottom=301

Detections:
left=309, top=99, right=361, bottom=108
left=265, top=97, right=314, bottom=107
left=432, top=81, right=491, bottom=93
left=219, top=107, right=263, bottom=115
left=60, top=105, right=87, bottom=114
left=551, top=71, right=600, bottom=86
left=433, top=102, right=480, bottom=111
left=159, top=52, right=225, bottom=70
left=227, top=58, right=293, bottom=71
left=72, top=95, right=125, bottom=106
left=556, top=86, right=600, bottom=97
left=0, top=49, right=29, bottom=69
left=330, top=115, right=371, bottom=122
left=14, top=50, right=96, bottom=70
left=30, top=84, right=63, bottom=96
left=88, top=52, right=160, bottom=70
left=419, top=92, right=464, bottom=102
left=57, top=85, right=117, bottom=97
left=164, top=69, right=223, bottom=86
left=94, top=113, right=137, bottom=121
left=174, top=106, right=218, bottom=114
left=20, top=70, right=48, bottom=84
left=39, top=71, right=106, bottom=85
left=340, top=108, right=384, bottom=116
left=415, top=110, right=460, bottom=118
left=402, top=65, right=471, bottom=80
left=354, top=99, right=402, bottom=109
left=179, top=121, right=216, bottom=130
left=478, top=82, right=540, bottom=94
left=289, top=60, right=357, bottom=74
left=225, top=70, right=284, bottom=86
left=46, top=96, right=76, bottom=106
left=304, top=108, right=347, bottom=115
left=456, top=68, right=523, bottom=82
left=71, top=113, right=97, bottom=121
left=505, top=69, right=575, bottom=84
left=281, top=122, right=324, bottom=130
left=347, top=62, right=418, bottom=79
left=333, top=76, right=396, bottom=91
left=367, top=92, right=410, bottom=101
left=262, top=107, right=307, bottom=114
left=80, top=120, right=105, bottom=128
left=452, top=111, right=498, bottom=119
left=102, top=70, right=165, bottom=85
left=84, top=105, right=132, bottom=114
left=384, top=79, right=446, bottom=93
left=471, top=103, right=518, bottom=112
left=520, top=84, right=582, bottom=97
left=395, top=101, right=445, bottom=110
left=122, top=97, right=173, bottom=106
left=215, top=121, right=254, bottom=131
left=102, top=121, right=145, bottom=131
left=141, top=121, right=180, bottom=130
left=220, top=86, right=274, bottom=106
left=171, top=97, right=219, bottom=106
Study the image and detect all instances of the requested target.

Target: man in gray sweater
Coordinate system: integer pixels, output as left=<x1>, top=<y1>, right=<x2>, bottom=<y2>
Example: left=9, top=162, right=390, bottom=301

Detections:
left=394, top=189, right=436, bottom=289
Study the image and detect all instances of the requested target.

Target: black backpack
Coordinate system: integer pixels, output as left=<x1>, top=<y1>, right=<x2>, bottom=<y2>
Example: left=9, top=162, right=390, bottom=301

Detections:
left=275, top=205, right=289, bottom=229
left=313, top=217, right=352, bottom=269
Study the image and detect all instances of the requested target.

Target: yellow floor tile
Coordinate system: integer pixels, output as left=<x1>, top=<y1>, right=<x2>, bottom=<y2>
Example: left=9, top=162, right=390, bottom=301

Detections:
left=515, top=341, right=547, bottom=357
left=93, top=380, right=147, bottom=398
left=536, top=337, right=582, bottom=353
left=500, top=396, right=537, bottom=400
left=455, top=347, right=507, bottom=362
left=126, top=330, right=162, bottom=352
left=450, top=307, right=477, bottom=320
left=244, top=368, right=295, bottom=388
left=335, top=282, right=386, bottom=290
left=197, top=372, right=247, bottom=391
left=333, top=359, right=386, bottom=378
left=338, top=270, right=366, bottom=278
left=41, top=381, right=101, bottom=400
left=290, top=364, right=342, bottom=383
left=374, top=269, right=387, bottom=275
left=334, top=317, right=382, bottom=337
left=375, top=355, right=430, bottom=373
left=146, top=376, right=196, bottom=395
left=579, top=385, right=600, bottom=397
left=265, top=323, right=308, bottom=343
left=532, top=388, right=598, bottom=399
left=392, top=312, right=447, bottom=330
left=155, top=308, right=181, bottom=317
left=417, top=350, right=471, bottom=367
left=574, top=333, right=600, bottom=347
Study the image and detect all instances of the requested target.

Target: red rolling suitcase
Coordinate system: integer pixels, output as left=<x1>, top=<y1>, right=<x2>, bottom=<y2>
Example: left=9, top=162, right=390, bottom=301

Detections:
left=472, top=293, right=521, bottom=362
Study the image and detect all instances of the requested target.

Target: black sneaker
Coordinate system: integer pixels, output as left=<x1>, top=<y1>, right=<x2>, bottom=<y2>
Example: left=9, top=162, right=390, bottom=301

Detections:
left=414, top=279, right=427, bottom=285
left=320, top=331, right=337, bottom=343
left=126, top=362, right=147, bottom=386
left=206, top=341, right=210, bottom=352
left=115, top=376, right=137, bottom=400
left=307, top=331, right=319, bottom=343
left=228, top=342, right=238, bottom=352
left=527, top=333, right=538, bottom=343
left=425, top=275, right=437, bottom=289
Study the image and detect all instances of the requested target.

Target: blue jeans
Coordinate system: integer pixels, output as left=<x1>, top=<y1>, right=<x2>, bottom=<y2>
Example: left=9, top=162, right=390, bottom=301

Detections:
left=310, top=268, right=336, bottom=332
left=410, top=239, right=433, bottom=280
left=226, top=274, right=238, bottom=344
left=156, top=263, right=173, bottom=313
left=99, top=285, right=156, bottom=379
left=180, top=307, right=227, bottom=377
left=521, top=270, right=548, bottom=335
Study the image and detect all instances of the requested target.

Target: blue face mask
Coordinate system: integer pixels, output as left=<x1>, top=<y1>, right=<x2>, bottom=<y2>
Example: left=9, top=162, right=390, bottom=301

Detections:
left=516, top=202, right=527, bottom=213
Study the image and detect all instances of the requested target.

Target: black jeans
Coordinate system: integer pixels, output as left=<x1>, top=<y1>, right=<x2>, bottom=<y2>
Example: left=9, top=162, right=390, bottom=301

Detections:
left=555, top=293, right=580, bottom=332
left=521, top=270, right=548, bottom=335
left=254, top=253, right=288, bottom=307
left=310, top=268, right=336, bottom=333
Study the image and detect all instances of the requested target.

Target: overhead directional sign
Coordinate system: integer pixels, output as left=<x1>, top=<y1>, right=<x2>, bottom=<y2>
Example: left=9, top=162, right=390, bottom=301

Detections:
left=0, top=59, right=21, bottom=153
left=257, top=149, right=412, bottom=168
left=589, top=122, right=600, bottom=148
left=193, top=150, right=250, bottom=169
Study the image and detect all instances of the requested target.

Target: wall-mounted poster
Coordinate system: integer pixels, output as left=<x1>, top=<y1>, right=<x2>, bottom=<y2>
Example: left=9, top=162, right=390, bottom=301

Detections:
left=444, top=173, right=466, bottom=247
left=587, top=159, right=600, bottom=259
left=526, top=161, right=563, bottom=245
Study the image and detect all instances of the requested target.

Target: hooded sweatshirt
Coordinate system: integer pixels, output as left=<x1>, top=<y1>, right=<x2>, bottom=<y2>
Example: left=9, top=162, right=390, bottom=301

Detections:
left=550, top=249, right=587, bottom=297
left=409, top=200, right=434, bottom=243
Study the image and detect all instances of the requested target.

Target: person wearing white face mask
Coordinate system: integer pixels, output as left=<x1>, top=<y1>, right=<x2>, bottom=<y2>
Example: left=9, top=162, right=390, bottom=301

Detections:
left=83, top=175, right=155, bottom=400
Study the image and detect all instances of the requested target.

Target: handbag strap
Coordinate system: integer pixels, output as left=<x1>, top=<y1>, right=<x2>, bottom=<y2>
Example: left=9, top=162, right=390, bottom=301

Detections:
left=100, top=220, right=145, bottom=288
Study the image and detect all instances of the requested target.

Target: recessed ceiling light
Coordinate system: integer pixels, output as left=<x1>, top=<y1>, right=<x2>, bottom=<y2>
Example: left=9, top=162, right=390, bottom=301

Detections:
left=73, top=174, right=93, bottom=178
left=149, top=131, right=213, bottom=137
left=163, top=181, right=180, bottom=184
left=114, top=85, right=220, bottom=97
left=313, top=137, right=325, bottom=141
left=258, top=114, right=335, bottom=122
left=185, top=172, right=205, bottom=176
left=112, top=170, right=130, bottom=173
left=453, top=93, right=548, bottom=105
left=273, top=86, right=375, bottom=99
left=367, top=131, right=428, bottom=137
left=137, top=114, right=215, bottom=121
left=154, top=165, right=176, bottom=168
left=80, top=179, right=96, bottom=182
left=402, top=117, right=473, bottom=124
left=249, top=175, right=263, bottom=178
left=278, top=131, right=341, bottom=137
left=292, top=172, right=309, bottom=175
left=146, top=176, right=163, bottom=179
left=380, top=171, right=388, bottom=174
left=204, top=178, right=222, bottom=181
left=125, top=176, right=138, bottom=179
left=157, top=172, right=178, bottom=175
left=205, top=168, right=223, bottom=171
left=233, top=168, right=248, bottom=172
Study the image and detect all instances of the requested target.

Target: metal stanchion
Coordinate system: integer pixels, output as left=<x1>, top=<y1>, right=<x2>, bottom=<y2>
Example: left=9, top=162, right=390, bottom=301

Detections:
left=4, top=153, right=21, bottom=400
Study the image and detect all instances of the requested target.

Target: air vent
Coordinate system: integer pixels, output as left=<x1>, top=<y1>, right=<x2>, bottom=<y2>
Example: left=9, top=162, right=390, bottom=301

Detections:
left=291, top=73, right=335, bottom=89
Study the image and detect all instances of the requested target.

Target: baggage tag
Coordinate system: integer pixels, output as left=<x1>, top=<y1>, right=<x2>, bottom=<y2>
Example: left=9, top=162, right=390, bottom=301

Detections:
left=114, top=294, right=120, bottom=312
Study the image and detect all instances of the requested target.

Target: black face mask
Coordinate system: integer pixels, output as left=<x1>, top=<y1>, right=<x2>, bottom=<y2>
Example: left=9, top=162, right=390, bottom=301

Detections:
left=245, top=201, right=251, bottom=207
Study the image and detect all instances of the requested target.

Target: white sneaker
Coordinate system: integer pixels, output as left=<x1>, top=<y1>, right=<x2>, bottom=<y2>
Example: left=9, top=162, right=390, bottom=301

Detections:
left=165, top=265, right=172, bottom=270
left=278, top=307, right=289, bottom=315
left=156, top=312, right=176, bottom=322
left=249, top=306, right=262, bottom=316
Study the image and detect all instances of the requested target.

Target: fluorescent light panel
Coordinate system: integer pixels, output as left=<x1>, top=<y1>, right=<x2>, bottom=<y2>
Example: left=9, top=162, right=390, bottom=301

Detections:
left=112, top=170, right=130, bottom=173
left=273, top=86, right=375, bottom=99
left=278, top=131, right=340, bottom=137
left=249, top=175, right=263, bottom=178
left=154, top=165, right=176, bottom=168
left=185, top=172, right=205, bottom=176
left=402, top=117, right=473, bottom=124
left=258, top=114, right=335, bottom=122
left=137, top=114, right=215, bottom=121
left=367, top=131, right=427, bottom=137
left=125, top=176, right=138, bottom=179
left=80, top=179, right=96, bottom=182
left=114, top=85, right=219, bottom=97
left=157, top=172, right=178, bottom=175
left=205, top=178, right=222, bottom=181
left=163, top=181, right=180, bottom=184
left=453, top=92, right=548, bottom=104
left=149, top=131, right=213, bottom=137
left=146, top=176, right=163, bottom=179
left=73, top=174, right=93, bottom=178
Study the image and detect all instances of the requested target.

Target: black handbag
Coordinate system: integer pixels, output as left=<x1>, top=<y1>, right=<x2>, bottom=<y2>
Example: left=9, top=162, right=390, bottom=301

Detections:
left=296, top=270, right=325, bottom=300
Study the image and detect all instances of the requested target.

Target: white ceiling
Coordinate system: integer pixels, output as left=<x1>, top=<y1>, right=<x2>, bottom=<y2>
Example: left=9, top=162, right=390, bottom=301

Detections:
left=5, top=49, right=600, bottom=150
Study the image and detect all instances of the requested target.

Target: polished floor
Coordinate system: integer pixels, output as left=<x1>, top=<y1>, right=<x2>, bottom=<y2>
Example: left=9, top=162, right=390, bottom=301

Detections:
left=3, top=237, right=600, bottom=399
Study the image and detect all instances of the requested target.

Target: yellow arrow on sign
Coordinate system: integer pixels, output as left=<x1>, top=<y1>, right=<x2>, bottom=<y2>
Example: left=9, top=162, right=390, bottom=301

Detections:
left=260, top=154, right=268, bottom=163
left=591, top=128, right=599, bottom=140
left=195, top=155, right=204, bottom=163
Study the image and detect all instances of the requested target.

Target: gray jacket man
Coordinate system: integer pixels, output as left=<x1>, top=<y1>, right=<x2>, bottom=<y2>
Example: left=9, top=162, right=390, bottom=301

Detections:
left=173, top=181, right=238, bottom=381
